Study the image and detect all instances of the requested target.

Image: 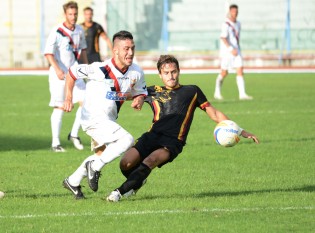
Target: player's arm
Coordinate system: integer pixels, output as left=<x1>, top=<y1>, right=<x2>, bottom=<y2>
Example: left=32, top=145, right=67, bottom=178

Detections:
left=205, top=104, right=259, bottom=143
left=45, top=54, right=65, bottom=80
left=205, top=104, right=229, bottom=123
left=130, top=72, right=148, bottom=110
left=100, top=31, right=113, bottom=54
left=131, top=95, right=145, bottom=111
left=221, top=37, right=238, bottom=56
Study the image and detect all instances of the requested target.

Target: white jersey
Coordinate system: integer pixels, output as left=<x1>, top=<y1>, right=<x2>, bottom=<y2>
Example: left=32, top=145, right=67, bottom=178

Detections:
left=69, top=58, right=148, bottom=131
left=44, top=23, right=87, bottom=72
left=220, top=18, right=241, bottom=57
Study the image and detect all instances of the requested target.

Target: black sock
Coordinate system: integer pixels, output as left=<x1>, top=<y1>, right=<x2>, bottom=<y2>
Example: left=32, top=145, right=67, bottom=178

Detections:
left=120, top=165, right=139, bottom=178
left=117, top=163, right=151, bottom=195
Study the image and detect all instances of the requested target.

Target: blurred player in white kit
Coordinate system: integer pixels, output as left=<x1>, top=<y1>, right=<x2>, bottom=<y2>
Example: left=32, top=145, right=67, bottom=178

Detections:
left=44, top=1, right=88, bottom=152
left=214, top=4, right=253, bottom=100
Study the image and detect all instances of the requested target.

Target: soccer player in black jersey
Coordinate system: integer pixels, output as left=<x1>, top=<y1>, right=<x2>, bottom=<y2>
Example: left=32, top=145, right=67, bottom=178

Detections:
left=81, top=7, right=113, bottom=63
left=106, top=55, right=259, bottom=202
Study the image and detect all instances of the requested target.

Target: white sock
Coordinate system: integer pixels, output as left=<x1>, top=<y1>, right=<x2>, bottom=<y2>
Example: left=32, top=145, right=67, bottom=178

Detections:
left=51, top=108, right=64, bottom=147
left=236, top=75, right=246, bottom=97
left=214, top=74, right=223, bottom=96
left=92, top=134, right=134, bottom=171
left=68, top=154, right=99, bottom=186
left=70, top=106, right=82, bottom=138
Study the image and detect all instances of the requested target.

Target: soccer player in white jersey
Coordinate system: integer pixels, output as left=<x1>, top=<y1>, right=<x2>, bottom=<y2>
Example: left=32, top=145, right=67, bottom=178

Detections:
left=62, top=30, right=148, bottom=199
left=214, top=4, right=253, bottom=100
left=44, top=1, right=88, bottom=152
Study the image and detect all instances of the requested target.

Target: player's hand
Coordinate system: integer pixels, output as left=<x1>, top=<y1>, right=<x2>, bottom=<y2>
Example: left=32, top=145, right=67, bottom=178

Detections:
left=63, top=99, right=74, bottom=112
left=131, top=95, right=145, bottom=111
left=231, top=48, right=238, bottom=56
left=56, top=69, right=65, bottom=80
left=241, top=130, right=259, bottom=144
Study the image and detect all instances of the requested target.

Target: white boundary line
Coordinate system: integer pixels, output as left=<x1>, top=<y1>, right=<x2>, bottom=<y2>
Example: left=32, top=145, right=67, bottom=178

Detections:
left=0, top=206, right=314, bottom=219
left=0, top=68, right=314, bottom=76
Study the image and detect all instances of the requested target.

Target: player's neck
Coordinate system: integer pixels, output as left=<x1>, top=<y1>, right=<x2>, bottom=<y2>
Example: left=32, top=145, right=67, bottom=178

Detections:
left=228, top=17, right=237, bottom=23
left=84, top=21, right=93, bottom=27
left=64, top=22, right=75, bottom=30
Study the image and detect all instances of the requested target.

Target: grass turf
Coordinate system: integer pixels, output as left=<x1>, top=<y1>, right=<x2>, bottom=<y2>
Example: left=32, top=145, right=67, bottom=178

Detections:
left=0, top=73, right=314, bottom=232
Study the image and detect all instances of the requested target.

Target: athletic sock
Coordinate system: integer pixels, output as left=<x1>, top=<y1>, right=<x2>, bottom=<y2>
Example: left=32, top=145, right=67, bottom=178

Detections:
left=236, top=75, right=246, bottom=97
left=214, top=74, right=223, bottom=96
left=117, top=163, right=151, bottom=195
left=68, top=154, right=98, bottom=186
left=51, top=108, right=64, bottom=147
left=70, top=106, right=82, bottom=138
left=121, top=165, right=139, bottom=178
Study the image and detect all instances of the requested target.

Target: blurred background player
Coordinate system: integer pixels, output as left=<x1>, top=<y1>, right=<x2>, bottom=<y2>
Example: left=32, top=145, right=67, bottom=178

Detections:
left=62, top=31, right=147, bottom=199
left=80, top=7, right=113, bottom=63
left=214, top=4, right=253, bottom=100
left=44, top=1, right=88, bottom=152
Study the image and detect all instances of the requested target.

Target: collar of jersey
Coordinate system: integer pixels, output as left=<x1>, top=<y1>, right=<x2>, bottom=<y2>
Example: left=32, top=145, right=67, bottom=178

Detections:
left=165, top=84, right=181, bottom=90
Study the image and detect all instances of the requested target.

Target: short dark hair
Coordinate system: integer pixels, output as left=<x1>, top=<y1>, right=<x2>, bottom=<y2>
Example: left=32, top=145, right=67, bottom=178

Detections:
left=63, top=1, right=78, bottom=13
left=157, top=55, right=180, bottom=73
left=83, top=7, right=93, bottom=12
left=112, top=30, right=133, bottom=43
left=229, top=4, right=238, bottom=10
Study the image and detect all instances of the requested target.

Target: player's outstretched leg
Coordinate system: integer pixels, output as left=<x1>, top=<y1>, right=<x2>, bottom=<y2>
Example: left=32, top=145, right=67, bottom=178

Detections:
left=107, top=163, right=151, bottom=202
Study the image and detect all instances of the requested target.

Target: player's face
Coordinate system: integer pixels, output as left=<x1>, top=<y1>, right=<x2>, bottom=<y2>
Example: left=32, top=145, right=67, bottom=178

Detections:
left=113, top=39, right=135, bottom=71
left=159, top=63, right=180, bottom=89
left=65, top=8, right=78, bottom=27
left=229, top=8, right=238, bottom=21
left=84, top=10, right=93, bottom=22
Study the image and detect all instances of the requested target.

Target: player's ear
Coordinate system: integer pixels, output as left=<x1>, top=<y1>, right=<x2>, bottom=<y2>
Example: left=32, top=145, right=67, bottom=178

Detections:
left=113, top=48, right=118, bottom=56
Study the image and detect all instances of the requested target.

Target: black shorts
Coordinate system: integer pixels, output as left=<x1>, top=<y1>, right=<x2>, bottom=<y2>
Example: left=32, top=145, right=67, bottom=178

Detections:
left=134, top=131, right=185, bottom=167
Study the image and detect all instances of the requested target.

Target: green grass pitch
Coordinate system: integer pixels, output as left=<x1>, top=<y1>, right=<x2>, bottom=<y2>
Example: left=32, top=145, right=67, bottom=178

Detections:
left=0, top=72, right=314, bottom=232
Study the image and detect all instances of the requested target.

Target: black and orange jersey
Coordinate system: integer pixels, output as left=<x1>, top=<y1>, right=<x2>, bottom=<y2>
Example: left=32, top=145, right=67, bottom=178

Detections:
left=81, top=22, right=104, bottom=55
left=145, top=85, right=210, bottom=143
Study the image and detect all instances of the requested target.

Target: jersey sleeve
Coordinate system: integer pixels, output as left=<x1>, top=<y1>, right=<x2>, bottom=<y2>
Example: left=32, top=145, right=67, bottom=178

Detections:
left=130, top=70, right=148, bottom=97
left=97, top=23, right=105, bottom=34
left=195, top=86, right=210, bottom=109
left=44, top=28, right=57, bottom=55
left=69, top=64, right=89, bottom=81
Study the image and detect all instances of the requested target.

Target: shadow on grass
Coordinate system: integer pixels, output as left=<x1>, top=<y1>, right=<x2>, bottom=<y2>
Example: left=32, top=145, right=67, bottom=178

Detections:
left=194, top=185, right=315, bottom=198
left=3, top=185, right=315, bottom=201
left=137, top=185, right=315, bottom=201
left=0, top=135, right=51, bottom=151
left=258, top=137, right=315, bottom=144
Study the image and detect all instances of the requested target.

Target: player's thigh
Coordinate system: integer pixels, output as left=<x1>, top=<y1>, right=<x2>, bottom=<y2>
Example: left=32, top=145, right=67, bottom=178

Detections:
left=220, top=55, right=231, bottom=71
left=86, top=121, right=131, bottom=148
left=49, top=74, right=65, bottom=107
left=143, top=148, right=170, bottom=169
left=120, top=147, right=142, bottom=170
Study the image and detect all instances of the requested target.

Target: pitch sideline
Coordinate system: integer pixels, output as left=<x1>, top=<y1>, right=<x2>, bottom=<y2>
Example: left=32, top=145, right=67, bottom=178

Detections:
left=0, top=206, right=314, bottom=219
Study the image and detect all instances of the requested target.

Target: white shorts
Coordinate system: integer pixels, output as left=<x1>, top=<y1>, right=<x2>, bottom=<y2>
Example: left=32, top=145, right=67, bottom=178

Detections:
left=85, top=120, right=131, bottom=150
left=220, top=54, right=243, bottom=71
left=48, top=67, right=86, bottom=107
